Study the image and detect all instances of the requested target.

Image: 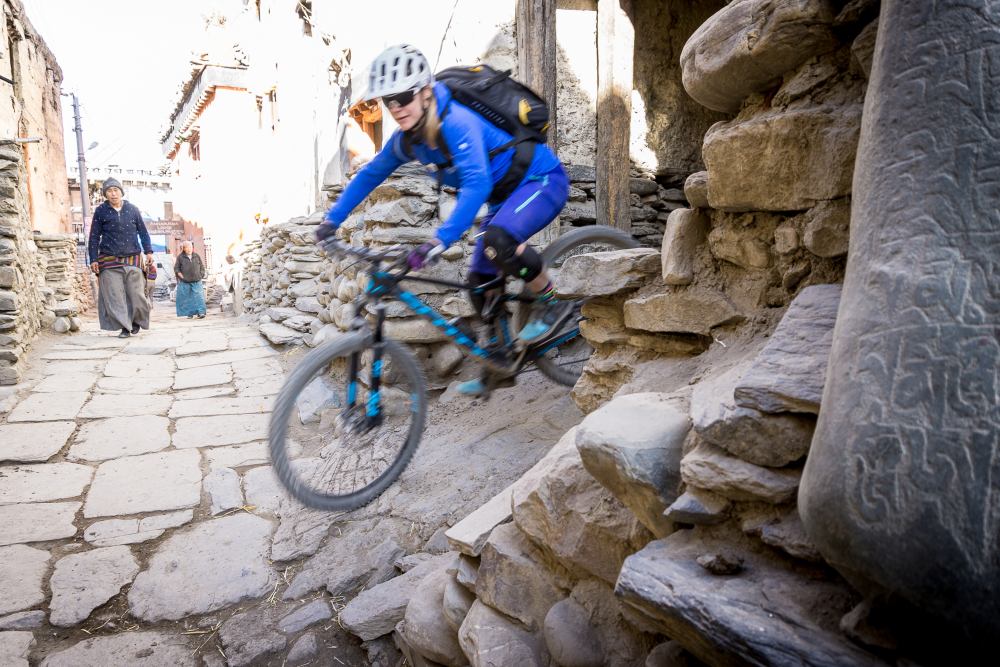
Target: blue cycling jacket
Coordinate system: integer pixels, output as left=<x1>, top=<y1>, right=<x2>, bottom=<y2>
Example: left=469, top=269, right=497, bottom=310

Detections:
left=325, top=82, right=561, bottom=248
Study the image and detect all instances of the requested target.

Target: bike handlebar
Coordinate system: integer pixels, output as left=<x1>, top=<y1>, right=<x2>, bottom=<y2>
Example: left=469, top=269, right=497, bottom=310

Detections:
left=320, top=238, right=409, bottom=268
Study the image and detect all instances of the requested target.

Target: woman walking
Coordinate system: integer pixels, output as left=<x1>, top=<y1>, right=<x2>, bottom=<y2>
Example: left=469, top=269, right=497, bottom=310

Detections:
left=174, top=241, right=207, bottom=319
left=88, top=178, right=153, bottom=338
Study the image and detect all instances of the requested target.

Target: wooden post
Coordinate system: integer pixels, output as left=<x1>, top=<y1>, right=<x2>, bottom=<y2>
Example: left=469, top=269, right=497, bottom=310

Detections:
left=596, top=0, right=633, bottom=232
left=517, top=0, right=560, bottom=245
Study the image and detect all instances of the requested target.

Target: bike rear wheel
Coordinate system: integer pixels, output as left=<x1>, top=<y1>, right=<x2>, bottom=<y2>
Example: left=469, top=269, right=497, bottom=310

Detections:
left=269, top=332, right=427, bottom=511
left=517, top=225, right=641, bottom=386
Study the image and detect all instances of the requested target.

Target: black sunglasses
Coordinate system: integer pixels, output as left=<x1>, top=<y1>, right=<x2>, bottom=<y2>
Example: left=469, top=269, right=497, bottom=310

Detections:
left=382, top=89, right=417, bottom=109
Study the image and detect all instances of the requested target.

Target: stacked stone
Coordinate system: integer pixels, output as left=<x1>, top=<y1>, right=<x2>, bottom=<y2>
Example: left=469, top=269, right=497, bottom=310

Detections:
left=33, top=233, right=82, bottom=333
left=668, top=0, right=868, bottom=305
left=0, top=142, right=46, bottom=385
left=241, top=165, right=475, bottom=382
left=240, top=212, right=331, bottom=346
left=553, top=247, right=711, bottom=413
left=575, top=0, right=872, bottom=414
left=561, top=164, right=687, bottom=247
left=326, top=426, right=662, bottom=666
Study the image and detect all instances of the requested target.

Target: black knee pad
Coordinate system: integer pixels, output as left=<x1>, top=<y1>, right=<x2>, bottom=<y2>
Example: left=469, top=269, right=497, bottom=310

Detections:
left=467, top=271, right=496, bottom=317
left=482, top=226, right=543, bottom=281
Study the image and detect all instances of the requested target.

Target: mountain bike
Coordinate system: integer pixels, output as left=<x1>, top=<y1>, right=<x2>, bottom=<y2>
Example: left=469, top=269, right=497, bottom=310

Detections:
left=269, top=225, right=639, bottom=511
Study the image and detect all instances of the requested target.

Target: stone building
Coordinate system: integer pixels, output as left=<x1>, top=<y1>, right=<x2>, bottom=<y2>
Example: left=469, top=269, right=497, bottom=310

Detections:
left=1, top=0, right=84, bottom=385
left=0, top=0, right=72, bottom=235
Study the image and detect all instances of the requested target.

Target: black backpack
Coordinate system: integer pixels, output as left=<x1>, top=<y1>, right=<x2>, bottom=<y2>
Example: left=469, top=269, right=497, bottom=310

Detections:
left=403, top=64, right=550, bottom=205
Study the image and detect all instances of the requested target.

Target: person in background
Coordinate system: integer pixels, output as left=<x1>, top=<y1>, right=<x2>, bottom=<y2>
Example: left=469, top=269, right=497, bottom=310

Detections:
left=88, top=178, right=153, bottom=338
left=144, top=259, right=157, bottom=302
left=174, top=240, right=207, bottom=319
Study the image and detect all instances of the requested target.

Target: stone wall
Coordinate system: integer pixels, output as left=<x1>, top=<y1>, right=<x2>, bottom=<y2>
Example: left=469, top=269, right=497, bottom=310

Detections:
left=572, top=0, right=871, bottom=413
left=0, top=144, right=82, bottom=385
left=33, top=234, right=84, bottom=332
left=1, top=143, right=43, bottom=384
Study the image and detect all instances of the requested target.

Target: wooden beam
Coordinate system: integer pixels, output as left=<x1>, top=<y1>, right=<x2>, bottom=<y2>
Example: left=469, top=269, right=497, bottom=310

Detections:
left=596, top=0, right=633, bottom=232
left=517, top=0, right=559, bottom=244
left=517, top=0, right=557, bottom=152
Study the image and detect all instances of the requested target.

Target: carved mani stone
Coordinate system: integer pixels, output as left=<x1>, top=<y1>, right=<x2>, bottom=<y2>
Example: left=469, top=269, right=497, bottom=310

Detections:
left=799, top=0, right=1000, bottom=640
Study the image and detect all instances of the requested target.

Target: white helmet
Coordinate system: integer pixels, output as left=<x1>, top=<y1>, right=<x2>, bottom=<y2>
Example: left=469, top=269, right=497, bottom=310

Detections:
left=365, top=44, right=433, bottom=100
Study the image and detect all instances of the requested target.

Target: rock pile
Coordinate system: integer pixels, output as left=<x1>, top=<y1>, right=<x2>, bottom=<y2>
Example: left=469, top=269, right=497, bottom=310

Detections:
left=33, top=234, right=82, bottom=334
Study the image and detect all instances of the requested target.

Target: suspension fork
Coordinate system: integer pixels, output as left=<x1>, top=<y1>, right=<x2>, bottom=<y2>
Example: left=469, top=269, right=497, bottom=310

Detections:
left=365, top=304, right=386, bottom=427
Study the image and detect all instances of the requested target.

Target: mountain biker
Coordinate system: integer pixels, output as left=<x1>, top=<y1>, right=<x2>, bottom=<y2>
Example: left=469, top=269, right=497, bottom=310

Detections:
left=316, top=44, right=571, bottom=396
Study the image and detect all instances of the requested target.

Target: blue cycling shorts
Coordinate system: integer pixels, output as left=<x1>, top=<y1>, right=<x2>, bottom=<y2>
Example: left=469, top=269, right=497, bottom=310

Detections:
left=469, top=164, right=570, bottom=276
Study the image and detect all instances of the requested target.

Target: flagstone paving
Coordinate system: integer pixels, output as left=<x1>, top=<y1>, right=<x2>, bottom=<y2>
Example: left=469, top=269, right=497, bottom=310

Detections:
left=0, top=309, right=581, bottom=665
left=0, top=313, right=307, bottom=663
left=68, top=415, right=171, bottom=461
left=0, top=422, right=76, bottom=462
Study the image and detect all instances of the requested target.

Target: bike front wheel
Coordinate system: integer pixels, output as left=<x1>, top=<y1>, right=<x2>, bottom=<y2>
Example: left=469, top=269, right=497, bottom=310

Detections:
left=269, top=332, right=427, bottom=512
left=516, top=225, right=641, bottom=386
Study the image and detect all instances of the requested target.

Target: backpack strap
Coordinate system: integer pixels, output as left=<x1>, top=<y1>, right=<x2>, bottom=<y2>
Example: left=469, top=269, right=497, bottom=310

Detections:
left=488, top=140, right=536, bottom=206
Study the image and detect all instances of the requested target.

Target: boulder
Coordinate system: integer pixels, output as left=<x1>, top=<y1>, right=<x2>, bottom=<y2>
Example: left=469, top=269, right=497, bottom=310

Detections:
left=800, top=0, right=1000, bottom=638
left=543, top=598, right=604, bottom=667
left=575, top=393, right=689, bottom=537
left=802, top=198, right=851, bottom=257
left=704, top=105, right=862, bottom=212
left=295, top=296, right=323, bottom=313
left=340, top=552, right=457, bottom=641
left=259, top=321, right=301, bottom=345
left=680, top=0, right=838, bottom=113
left=476, top=522, right=569, bottom=631
left=442, top=575, right=475, bottom=631
left=691, top=360, right=816, bottom=467
left=680, top=442, right=801, bottom=504
left=401, top=566, right=466, bottom=666
left=660, top=209, right=708, bottom=286
left=458, top=601, right=549, bottom=667
left=512, top=428, right=651, bottom=584
left=382, top=317, right=447, bottom=343
left=682, top=172, right=709, bottom=209
left=616, top=529, right=884, bottom=667
left=282, top=521, right=404, bottom=599
left=555, top=249, right=660, bottom=298
left=264, top=306, right=299, bottom=321
left=707, top=220, right=773, bottom=269
left=624, top=286, right=743, bottom=336
left=734, top=284, right=841, bottom=414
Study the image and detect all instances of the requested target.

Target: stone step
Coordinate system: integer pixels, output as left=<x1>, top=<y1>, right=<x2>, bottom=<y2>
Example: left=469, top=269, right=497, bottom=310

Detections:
left=616, top=528, right=890, bottom=667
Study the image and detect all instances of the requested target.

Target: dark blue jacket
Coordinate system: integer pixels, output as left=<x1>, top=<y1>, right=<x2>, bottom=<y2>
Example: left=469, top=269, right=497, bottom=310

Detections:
left=326, top=82, right=562, bottom=248
left=88, top=201, right=152, bottom=264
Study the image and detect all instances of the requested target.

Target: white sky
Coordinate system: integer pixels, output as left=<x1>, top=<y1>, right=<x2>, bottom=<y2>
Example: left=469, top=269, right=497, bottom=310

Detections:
left=20, top=0, right=229, bottom=170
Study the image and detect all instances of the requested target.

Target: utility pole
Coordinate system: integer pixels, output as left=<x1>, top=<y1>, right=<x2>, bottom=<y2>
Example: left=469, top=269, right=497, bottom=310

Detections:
left=67, top=92, right=98, bottom=302
left=69, top=93, right=90, bottom=226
